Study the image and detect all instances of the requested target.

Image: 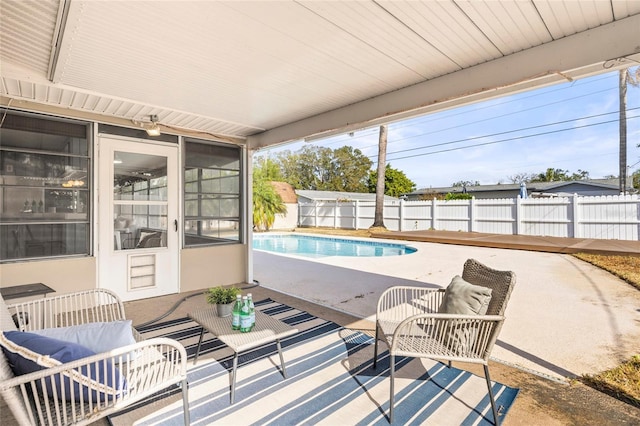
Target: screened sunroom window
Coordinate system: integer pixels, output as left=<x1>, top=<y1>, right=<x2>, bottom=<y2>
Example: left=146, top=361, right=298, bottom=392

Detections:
left=184, top=139, right=242, bottom=246
left=0, top=112, right=90, bottom=262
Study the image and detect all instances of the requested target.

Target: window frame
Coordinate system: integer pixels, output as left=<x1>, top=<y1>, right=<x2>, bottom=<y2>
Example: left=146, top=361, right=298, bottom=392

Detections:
left=183, top=138, right=243, bottom=247
left=0, top=111, right=92, bottom=263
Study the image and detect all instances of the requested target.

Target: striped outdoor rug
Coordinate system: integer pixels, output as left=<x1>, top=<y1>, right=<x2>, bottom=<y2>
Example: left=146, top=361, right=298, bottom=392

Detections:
left=109, top=299, right=518, bottom=425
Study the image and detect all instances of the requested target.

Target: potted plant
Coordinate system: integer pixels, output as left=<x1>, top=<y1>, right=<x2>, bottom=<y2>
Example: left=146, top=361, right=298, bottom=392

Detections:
left=206, top=286, right=240, bottom=317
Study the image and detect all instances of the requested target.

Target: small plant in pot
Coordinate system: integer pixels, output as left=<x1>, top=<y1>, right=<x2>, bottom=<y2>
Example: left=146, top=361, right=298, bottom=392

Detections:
left=207, top=286, right=241, bottom=317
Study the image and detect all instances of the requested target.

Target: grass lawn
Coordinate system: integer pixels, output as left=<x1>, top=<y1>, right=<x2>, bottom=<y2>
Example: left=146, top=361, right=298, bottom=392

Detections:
left=572, top=252, right=640, bottom=291
left=571, top=252, right=640, bottom=408
left=581, top=355, right=640, bottom=408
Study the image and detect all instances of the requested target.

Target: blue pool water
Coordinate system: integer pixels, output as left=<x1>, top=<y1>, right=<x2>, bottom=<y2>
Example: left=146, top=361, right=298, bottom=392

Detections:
left=252, top=234, right=417, bottom=258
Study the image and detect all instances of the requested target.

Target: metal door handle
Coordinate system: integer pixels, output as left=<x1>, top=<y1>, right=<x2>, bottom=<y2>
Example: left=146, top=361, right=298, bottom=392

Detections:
left=174, top=219, right=178, bottom=232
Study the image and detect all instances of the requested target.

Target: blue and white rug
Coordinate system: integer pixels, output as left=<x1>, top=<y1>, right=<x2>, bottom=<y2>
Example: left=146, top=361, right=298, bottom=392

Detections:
left=109, top=299, right=518, bottom=425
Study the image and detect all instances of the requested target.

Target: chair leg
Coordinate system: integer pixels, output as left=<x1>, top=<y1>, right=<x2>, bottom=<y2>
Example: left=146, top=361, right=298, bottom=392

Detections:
left=373, top=323, right=379, bottom=369
left=389, top=353, right=395, bottom=424
left=181, top=378, right=190, bottom=425
left=484, top=364, right=499, bottom=425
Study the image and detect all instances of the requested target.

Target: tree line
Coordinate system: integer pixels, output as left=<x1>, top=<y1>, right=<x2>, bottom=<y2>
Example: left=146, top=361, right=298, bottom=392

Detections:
left=252, top=145, right=416, bottom=230
left=254, top=145, right=416, bottom=196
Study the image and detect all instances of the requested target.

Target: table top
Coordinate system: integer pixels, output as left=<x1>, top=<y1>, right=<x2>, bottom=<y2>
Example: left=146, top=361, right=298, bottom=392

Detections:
left=0, top=283, right=55, bottom=300
left=189, top=308, right=298, bottom=353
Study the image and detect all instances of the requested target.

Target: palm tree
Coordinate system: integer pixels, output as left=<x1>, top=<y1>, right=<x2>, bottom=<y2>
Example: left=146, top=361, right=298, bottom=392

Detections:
left=371, top=125, right=388, bottom=229
left=619, top=66, right=640, bottom=194
left=252, top=179, right=286, bottom=231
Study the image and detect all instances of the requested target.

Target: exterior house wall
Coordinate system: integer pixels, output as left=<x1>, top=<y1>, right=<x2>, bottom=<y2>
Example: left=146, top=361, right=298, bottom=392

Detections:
left=0, top=257, right=96, bottom=294
left=1, top=108, right=249, bottom=301
left=545, top=182, right=621, bottom=196
left=180, top=244, right=247, bottom=292
left=408, top=179, right=629, bottom=200
left=0, top=246, right=248, bottom=296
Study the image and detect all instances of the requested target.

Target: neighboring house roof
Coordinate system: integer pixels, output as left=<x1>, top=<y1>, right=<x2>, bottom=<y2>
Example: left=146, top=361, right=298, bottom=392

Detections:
left=408, top=178, right=630, bottom=196
left=296, top=190, right=399, bottom=202
left=270, top=181, right=298, bottom=203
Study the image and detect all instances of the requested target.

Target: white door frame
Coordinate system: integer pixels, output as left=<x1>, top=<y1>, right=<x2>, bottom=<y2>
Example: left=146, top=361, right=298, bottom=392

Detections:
left=96, top=135, right=180, bottom=301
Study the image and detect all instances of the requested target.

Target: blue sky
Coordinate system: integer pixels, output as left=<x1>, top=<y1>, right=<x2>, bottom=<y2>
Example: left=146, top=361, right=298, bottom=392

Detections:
left=258, top=69, right=640, bottom=189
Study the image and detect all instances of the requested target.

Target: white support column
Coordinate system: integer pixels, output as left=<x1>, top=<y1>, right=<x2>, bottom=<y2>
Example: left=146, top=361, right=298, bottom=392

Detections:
left=245, top=147, right=254, bottom=284
left=469, top=197, right=476, bottom=232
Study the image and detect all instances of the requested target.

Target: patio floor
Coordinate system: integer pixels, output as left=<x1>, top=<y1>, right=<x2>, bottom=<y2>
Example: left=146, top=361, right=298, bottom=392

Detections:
left=118, top=230, right=640, bottom=424
left=123, top=284, right=640, bottom=425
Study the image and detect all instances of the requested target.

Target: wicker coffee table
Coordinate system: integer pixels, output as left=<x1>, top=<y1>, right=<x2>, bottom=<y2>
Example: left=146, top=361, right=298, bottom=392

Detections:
left=188, top=307, right=298, bottom=404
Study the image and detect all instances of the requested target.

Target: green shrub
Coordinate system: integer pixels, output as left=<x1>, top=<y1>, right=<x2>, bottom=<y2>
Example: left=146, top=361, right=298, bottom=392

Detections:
left=445, top=192, right=472, bottom=200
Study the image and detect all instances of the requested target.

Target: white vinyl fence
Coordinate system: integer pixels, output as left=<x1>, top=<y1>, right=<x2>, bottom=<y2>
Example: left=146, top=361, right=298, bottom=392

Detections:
left=298, top=194, right=640, bottom=241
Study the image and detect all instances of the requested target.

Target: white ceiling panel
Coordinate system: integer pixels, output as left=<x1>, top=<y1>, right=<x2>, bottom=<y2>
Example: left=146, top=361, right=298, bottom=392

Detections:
left=456, top=1, right=552, bottom=54
left=535, top=0, right=614, bottom=38
left=0, top=0, right=60, bottom=74
left=294, top=1, right=457, bottom=78
left=1, top=0, right=639, bottom=147
left=379, top=1, right=503, bottom=68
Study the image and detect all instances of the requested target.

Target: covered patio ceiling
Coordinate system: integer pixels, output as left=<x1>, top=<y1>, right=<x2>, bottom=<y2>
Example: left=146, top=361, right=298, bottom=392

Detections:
left=1, top=1, right=639, bottom=150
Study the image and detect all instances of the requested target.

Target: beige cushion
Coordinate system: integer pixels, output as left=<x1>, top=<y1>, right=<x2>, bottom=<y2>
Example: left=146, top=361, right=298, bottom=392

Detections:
left=437, top=276, right=492, bottom=354
left=438, top=275, right=492, bottom=315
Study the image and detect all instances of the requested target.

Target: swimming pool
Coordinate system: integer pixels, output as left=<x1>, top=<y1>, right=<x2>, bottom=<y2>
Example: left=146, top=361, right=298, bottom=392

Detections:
left=252, top=234, right=417, bottom=258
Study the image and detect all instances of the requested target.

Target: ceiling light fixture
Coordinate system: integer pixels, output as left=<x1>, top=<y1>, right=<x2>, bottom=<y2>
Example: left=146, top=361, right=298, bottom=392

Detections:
left=146, top=114, right=161, bottom=136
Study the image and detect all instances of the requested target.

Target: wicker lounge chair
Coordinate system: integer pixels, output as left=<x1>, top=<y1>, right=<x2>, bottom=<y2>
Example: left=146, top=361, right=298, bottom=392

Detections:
left=0, top=288, right=189, bottom=425
left=373, top=258, right=516, bottom=425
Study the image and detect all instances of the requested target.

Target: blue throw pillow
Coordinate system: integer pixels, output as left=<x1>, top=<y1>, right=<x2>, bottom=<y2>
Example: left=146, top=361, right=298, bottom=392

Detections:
left=0, top=331, right=127, bottom=402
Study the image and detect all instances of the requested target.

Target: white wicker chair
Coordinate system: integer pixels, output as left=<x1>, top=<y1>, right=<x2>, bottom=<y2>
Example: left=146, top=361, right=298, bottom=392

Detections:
left=373, top=259, right=516, bottom=425
left=0, top=289, right=190, bottom=426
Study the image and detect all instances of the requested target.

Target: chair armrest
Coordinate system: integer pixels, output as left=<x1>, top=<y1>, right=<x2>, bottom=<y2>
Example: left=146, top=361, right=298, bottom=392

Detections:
left=0, top=338, right=187, bottom=426
left=376, top=286, right=444, bottom=322
left=387, top=313, right=504, bottom=362
left=6, top=289, right=126, bottom=331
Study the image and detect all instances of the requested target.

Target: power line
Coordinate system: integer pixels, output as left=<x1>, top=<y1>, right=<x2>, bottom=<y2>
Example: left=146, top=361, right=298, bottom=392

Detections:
left=370, top=107, right=640, bottom=159
left=384, top=114, right=640, bottom=162
left=365, top=88, right=618, bottom=149
left=385, top=74, right=611, bottom=131
left=311, top=76, right=618, bottom=148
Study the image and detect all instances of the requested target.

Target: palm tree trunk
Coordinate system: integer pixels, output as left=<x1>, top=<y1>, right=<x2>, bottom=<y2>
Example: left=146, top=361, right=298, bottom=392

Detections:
left=372, top=125, right=388, bottom=228
left=619, top=69, right=628, bottom=194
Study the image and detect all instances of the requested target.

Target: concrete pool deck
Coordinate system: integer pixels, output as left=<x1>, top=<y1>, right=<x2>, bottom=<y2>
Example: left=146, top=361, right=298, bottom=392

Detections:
left=253, top=233, right=640, bottom=382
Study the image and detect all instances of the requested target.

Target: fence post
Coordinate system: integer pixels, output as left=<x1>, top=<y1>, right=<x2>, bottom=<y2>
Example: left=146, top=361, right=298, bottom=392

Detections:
left=431, top=198, right=437, bottom=230
left=354, top=200, right=359, bottom=230
left=314, top=201, right=319, bottom=227
left=399, top=199, right=404, bottom=231
left=572, top=193, right=580, bottom=238
left=469, top=197, right=475, bottom=232
left=333, top=201, right=338, bottom=228
left=515, top=196, right=522, bottom=235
